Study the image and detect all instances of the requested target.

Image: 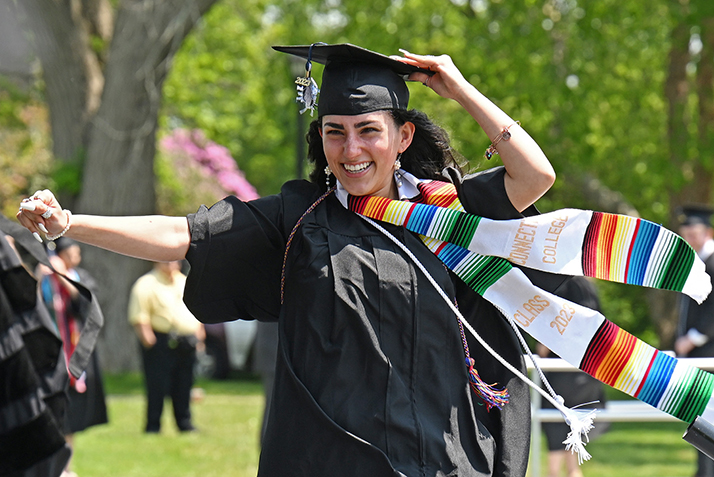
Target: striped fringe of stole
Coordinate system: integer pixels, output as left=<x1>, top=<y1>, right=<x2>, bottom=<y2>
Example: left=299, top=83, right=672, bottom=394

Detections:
left=346, top=180, right=714, bottom=428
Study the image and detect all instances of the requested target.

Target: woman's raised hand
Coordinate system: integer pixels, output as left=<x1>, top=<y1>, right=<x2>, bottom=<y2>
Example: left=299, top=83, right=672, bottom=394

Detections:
left=395, top=50, right=470, bottom=102
left=16, top=189, right=70, bottom=242
left=396, top=49, right=555, bottom=213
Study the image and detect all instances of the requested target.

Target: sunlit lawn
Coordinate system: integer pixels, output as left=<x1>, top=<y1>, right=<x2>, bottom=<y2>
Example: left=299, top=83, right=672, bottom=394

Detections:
left=530, top=421, right=697, bottom=477
left=71, top=373, right=263, bottom=477
left=71, top=373, right=700, bottom=477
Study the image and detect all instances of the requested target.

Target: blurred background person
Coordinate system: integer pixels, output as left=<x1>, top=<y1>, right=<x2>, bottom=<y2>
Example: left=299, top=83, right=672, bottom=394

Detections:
left=675, top=205, right=714, bottom=477
left=0, top=221, right=71, bottom=477
left=536, top=276, right=609, bottom=477
left=38, top=237, right=108, bottom=477
left=128, top=260, right=205, bottom=434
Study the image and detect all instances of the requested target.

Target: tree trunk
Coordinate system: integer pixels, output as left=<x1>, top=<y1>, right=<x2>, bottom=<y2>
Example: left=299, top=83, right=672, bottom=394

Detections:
left=17, top=0, right=112, bottom=211
left=695, top=17, right=714, bottom=202
left=657, top=14, right=714, bottom=349
left=20, top=0, right=217, bottom=372
left=666, top=21, right=692, bottom=218
left=17, top=0, right=91, bottom=165
left=76, top=0, right=217, bottom=372
left=656, top=19, right=692, bottom=348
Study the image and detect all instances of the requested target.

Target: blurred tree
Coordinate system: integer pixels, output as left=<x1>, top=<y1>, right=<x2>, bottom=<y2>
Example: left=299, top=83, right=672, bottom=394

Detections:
left=12, top=0, right=219, bottom=370
left=4, top=0, right=714, bottom=369
left=156, top=128, right=259, bottom=216
left=161, top=0, right=714, bottom=349
left=655, top=0, right=714, bottom=346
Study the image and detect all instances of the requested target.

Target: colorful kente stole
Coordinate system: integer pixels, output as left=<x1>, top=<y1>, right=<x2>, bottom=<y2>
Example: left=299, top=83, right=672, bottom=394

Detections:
left=343, top=174, right=714, bottom=426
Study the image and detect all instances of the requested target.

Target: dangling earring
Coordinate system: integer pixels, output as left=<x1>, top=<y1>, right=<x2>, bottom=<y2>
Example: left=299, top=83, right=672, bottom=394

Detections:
left=324, top=165, right=332, bottom=188
left=394, top=153, right=403, bottom=188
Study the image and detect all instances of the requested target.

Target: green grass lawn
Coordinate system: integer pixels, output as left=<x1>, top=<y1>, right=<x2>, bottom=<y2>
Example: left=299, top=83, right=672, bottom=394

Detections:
left=70, top=373, right=701, bottom=477
left=71, top=374, right=263, bottom=477
left=530, top=421, right=697, bottom=477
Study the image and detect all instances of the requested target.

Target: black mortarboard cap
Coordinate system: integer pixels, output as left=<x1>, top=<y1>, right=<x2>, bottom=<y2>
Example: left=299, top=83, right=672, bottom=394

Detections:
left=677, top=204, right=714, bottom=227
left=272, top=43, right=432, bottom=117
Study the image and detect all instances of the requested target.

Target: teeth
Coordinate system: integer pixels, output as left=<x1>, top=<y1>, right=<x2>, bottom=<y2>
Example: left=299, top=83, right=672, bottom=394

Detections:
left=343, top=162, right=371, bottom=173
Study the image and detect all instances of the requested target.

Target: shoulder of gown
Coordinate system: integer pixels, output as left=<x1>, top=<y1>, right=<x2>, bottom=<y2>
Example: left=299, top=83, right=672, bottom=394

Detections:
left=183, top=180, right=321, bottom=324
left=444, top=165, right=538, bottom=220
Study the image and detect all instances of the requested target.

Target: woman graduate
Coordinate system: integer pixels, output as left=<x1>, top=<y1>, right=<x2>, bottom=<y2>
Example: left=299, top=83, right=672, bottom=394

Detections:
left=18, top=44, right=557, bottom=476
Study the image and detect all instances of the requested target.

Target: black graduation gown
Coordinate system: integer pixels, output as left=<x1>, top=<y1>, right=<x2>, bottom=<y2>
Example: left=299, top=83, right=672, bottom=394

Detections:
left=184, top=167, right=562, bottom=477
left=63, top=268, right=108, bottom=435
left=0, top=232, right=71, bottom=476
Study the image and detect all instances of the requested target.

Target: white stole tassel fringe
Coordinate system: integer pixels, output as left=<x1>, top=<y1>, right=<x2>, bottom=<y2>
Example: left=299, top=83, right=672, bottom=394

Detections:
left=498, top=300, right=597, bottom=464
left=561, top=404, right=596, bottom=464
left=360, top=216, right=598, bottom=464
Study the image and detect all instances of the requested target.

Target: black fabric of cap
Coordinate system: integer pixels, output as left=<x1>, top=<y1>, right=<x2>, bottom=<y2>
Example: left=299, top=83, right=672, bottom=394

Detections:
left=272, top=43, right=433, bottom=117
left=677, top=204, right=714, bottom=227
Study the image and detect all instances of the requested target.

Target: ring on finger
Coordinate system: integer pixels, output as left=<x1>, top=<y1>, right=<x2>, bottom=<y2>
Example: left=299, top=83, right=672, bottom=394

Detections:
left=41, top=209, right=53, bottom=219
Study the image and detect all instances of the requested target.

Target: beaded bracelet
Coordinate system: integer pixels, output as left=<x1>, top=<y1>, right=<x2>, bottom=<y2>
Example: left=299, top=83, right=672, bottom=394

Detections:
left=46, top=209, right=72, bottom=241
left=484, top=121, right=520, bottom=160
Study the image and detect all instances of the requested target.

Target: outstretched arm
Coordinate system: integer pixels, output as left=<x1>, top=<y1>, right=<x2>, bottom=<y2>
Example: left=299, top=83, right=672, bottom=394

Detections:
left=17, top=190, right=191, bottom=262
left=397, top=51, right=556, bottom=212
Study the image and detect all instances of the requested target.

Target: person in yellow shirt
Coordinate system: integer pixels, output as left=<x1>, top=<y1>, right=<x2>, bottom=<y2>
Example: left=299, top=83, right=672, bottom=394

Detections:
left=128, top=260, right=204, bottom=433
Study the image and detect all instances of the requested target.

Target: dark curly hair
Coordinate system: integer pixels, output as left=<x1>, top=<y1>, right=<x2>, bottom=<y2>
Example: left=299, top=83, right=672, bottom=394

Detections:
left=307, top=109, right=464, bottom=192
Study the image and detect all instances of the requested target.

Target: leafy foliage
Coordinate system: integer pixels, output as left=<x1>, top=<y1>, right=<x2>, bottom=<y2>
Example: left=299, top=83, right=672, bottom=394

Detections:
left=160, top=0, right=683, bottom=216
left=161, top=0, right=301, bottom=196
left=2, top=0, right=713, bottom=345
left=0, top=80, right=54, bottom=219
left=156, top=129, right=259, bottom=216
left=158, top=0, right=691, bottom=340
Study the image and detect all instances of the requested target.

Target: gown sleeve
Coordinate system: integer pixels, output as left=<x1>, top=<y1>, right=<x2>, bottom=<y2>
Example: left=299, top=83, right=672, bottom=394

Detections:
left=183, top=181, right=318, bottom=324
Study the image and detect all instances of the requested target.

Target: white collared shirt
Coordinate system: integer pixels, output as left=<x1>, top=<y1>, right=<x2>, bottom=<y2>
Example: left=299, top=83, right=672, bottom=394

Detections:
left=335, top=169, right=422, bottom=207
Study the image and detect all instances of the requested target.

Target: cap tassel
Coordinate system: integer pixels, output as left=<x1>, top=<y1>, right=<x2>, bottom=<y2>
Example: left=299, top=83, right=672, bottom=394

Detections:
left=466, top=357, right=510, bottom=411
left=295, top=73, right=319, bottom=116
left=294, top=42, right=325, bottom=116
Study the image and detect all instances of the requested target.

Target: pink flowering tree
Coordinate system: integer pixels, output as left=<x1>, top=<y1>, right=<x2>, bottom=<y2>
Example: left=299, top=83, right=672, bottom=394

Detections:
left=156, top=128, right=259, bottom=216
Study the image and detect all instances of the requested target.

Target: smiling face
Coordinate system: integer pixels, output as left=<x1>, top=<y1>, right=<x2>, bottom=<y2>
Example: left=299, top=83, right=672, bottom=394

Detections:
left=320, top=111, right=414, bottom=198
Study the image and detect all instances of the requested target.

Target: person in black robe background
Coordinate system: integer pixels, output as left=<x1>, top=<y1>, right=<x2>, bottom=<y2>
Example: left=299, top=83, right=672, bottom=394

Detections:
left=675, top=205, right=714, bottom=477
left=0, top=215, right=105, bottom=477
left=17, top=44, right=559, bottom=476
left=38, top=237, right=108, bottom=476
left=676, top=206, right=714, bottom=360
left=0, top=219, right=70, bottom=477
